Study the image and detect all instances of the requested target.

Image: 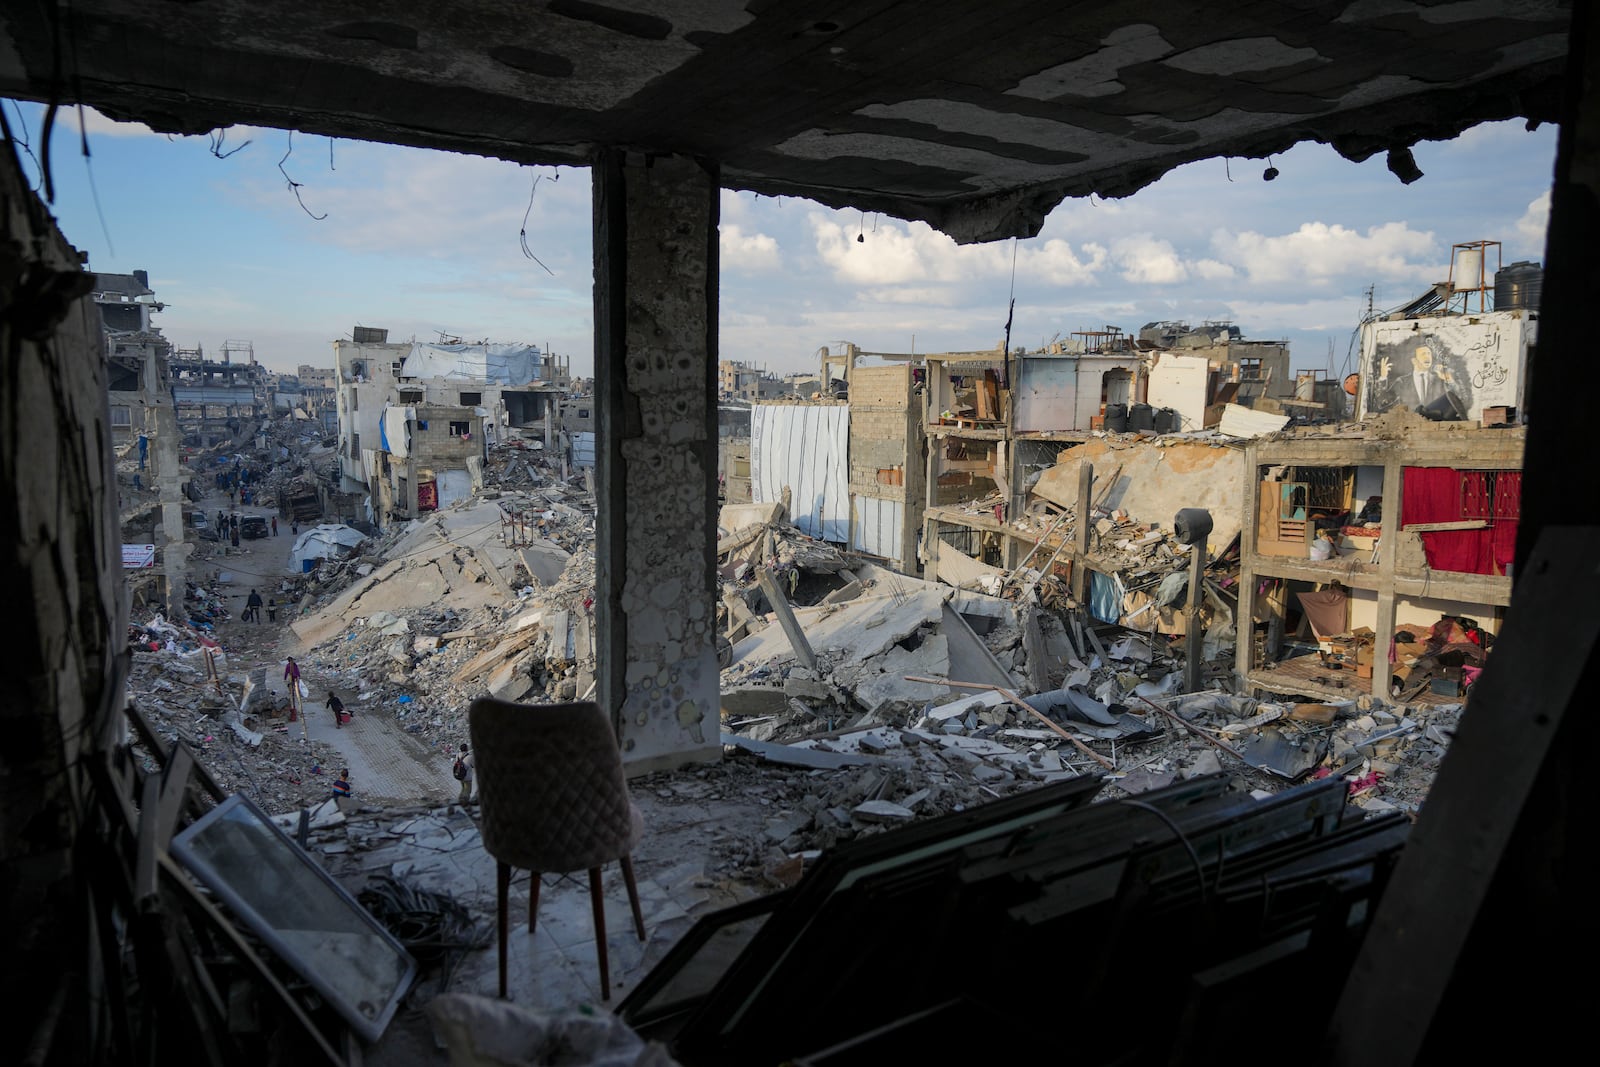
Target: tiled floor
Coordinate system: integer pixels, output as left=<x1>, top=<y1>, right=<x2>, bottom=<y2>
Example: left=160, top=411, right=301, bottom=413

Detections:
left=323, top=801, right=755, bottom=1064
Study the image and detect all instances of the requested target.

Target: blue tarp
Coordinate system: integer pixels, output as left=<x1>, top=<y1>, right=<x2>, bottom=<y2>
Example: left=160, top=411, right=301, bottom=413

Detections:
left=1089, top=570, right=1124, bottom=625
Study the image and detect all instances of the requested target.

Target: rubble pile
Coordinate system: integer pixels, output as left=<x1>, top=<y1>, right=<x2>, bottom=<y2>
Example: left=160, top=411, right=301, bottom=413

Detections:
left=125, top=620, right=342, bottom=813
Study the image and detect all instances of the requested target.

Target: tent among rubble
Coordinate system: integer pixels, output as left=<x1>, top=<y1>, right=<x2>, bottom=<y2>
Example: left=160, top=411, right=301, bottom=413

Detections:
left=289, top=524, right=368, bottom=572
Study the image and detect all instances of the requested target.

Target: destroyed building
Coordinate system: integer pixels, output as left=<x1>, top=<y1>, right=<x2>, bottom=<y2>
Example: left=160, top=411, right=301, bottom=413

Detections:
left=1, top=2, right=1592, bottom=1065
left=334, top=328, right=572, bottom=523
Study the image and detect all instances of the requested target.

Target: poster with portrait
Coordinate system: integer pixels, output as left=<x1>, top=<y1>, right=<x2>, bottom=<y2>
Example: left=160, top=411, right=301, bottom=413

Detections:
left=1357, top=313, right=1531, bottom=420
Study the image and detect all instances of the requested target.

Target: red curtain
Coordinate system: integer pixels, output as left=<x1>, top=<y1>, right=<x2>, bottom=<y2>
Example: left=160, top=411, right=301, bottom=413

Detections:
left=1401, top=467, right=1518, bottom=575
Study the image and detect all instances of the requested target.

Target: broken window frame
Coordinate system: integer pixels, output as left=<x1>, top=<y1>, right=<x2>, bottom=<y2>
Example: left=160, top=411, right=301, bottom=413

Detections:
left=169, top=794, right=417, bottom=1043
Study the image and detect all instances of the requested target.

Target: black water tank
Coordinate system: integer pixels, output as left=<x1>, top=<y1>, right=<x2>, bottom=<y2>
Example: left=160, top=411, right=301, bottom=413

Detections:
left=1495, top=261, right=1542, bottom=310
left=1128, top=403, right=1154, bottom=432
left=1153, top=407, right=1178, bottom=433
left=1104, top=403, right=1128, bottom=432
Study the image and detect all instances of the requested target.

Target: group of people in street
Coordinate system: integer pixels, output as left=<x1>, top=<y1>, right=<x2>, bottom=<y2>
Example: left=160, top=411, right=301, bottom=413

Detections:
left=242, top=588, right=278, bottom=623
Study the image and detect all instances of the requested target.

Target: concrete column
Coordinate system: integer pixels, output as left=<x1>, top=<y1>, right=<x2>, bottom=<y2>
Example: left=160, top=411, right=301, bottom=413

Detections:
left=593, top=149, right=722, bottom=773
left=1373, top=455, right=1404, bottom=698
left=152, top=388, right=189, bottom=620
left=1235, top=446, right=1260, bottom=683
left=1070, top=462, right=1093, bottom=605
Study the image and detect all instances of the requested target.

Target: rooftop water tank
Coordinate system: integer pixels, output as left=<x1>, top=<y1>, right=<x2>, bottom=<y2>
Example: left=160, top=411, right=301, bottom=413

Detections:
left=1494, top=261, right=1542, bottom=310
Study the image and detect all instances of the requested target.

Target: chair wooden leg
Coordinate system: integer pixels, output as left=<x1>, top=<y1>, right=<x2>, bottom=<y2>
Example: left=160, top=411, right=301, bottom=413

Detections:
left=587, top=866, right=610, bottom=1001
left=620, top=855, right=646, bottom=940
left=528, top=871, right=542, bottom=935
left=496, top=861, right=510, bottom=999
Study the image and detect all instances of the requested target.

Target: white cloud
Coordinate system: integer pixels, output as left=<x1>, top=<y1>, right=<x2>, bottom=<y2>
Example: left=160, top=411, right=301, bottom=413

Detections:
left=812, top=212, right=1104, bottom=289
left=859, top=286, right=959, bottom=306
left=1112, top=235, right=1189, bottom=284
left=1022, top=239, right=1106, bottom=285
left=1515, top=190, right=1550, bottom=252
left=1191, top=258, right=1236, bottom=281
left=1211, top=221, right=1440, bottom=286
left=812, top=214, right=952, bottom=284
left=720, top=223, right=780, bottom=271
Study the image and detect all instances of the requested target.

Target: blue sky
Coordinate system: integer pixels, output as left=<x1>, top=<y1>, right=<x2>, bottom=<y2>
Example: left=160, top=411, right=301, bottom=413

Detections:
left=7, top=101, right=1557, bottom=380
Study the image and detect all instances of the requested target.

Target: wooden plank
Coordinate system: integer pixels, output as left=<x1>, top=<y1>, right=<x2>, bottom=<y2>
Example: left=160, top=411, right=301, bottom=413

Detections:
left=133, top=736, right=199, bottom=903
left=451, top=627, right=540, bottom=682
left=1400, top=519, right=1489, bottom=532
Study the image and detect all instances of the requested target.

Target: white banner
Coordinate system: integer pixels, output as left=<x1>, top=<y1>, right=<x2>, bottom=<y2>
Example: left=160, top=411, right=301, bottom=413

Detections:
left=122, top=544, right=156, bottom=569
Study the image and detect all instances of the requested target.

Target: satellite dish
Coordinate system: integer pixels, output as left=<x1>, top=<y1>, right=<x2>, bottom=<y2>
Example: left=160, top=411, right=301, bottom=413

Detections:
left=1343, top=372, right=1361, bottom=396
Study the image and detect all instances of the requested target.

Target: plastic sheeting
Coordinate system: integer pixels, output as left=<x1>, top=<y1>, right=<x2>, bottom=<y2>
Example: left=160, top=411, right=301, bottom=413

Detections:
left=290, top=524, right=368, bottom=571
left=852, top=495, right=904, bottom=562
left=750, top=404, right=849, bottom=542
left=399, top=343, right=545, bottom=384
left=1089, top=569, right=1126, bottom=625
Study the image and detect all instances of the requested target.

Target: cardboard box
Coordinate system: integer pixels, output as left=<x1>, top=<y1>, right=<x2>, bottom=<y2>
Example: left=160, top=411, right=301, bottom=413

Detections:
left=1481, top=405, right=1516, bottom=427
left=1089, top=415, right=1106, bottom=431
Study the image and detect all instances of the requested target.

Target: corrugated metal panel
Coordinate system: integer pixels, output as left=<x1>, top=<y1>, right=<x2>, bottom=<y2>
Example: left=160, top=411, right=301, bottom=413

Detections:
left=572, top=431, right=596, bottom=467
left=852, top=495, right=904, bottom=562
left=750, top=405, right=849, bottom=542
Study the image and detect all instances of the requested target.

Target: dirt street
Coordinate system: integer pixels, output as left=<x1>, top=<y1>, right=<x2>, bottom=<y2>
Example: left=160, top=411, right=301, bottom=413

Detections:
left=191, top=482, right=455, bottom=811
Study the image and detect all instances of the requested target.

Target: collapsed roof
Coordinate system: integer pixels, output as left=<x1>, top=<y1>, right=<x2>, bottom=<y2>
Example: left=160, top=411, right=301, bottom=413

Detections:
left=0, top=1, right=1571, bottom=242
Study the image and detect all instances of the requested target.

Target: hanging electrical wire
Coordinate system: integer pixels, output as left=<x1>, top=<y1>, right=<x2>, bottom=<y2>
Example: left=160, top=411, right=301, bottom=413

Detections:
left=278, top=130, right=327, bottom=220
left=519, top=169, right=557, bottom=275
left=209, top=128, right=250, bottom=159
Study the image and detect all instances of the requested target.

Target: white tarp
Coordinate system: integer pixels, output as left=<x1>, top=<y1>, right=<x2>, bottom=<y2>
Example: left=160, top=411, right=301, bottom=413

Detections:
left=381, top=406, right=414, bottom=458
left=399, top=343, right=545, bottom=385
left=750, top=404, right=849, bottom=542
left=851, top=495, right=904, bottom=563
left=290, top=524, right=368, bottom=570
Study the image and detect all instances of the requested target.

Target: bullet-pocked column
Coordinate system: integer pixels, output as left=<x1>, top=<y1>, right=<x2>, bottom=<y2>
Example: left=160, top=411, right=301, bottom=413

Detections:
left=593, top=150, right=722, bottom=772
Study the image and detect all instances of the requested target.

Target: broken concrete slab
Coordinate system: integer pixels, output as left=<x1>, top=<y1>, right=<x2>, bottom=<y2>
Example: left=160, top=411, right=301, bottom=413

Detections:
left=485, top=654, right=534, bottom=702
left=720, top=686, right=792, bottom=718
left=731, top=588, right=946, bottom=669
left=852, top=799, right=915, bottom=823
left=722, top=732, right=882, bottom=769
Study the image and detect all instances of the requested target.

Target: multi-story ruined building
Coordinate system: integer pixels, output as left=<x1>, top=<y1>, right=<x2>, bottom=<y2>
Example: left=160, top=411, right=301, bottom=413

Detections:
left=333, top=326, right=571, bottom=523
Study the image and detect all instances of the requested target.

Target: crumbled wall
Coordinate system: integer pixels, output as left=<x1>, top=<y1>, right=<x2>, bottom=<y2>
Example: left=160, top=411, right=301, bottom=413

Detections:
left=1, top=144, right=125, bottom=1056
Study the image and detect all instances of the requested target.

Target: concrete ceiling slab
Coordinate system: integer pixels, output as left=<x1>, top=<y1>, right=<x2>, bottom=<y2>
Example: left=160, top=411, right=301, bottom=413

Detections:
left=0, top=1, right=1570, bottom=242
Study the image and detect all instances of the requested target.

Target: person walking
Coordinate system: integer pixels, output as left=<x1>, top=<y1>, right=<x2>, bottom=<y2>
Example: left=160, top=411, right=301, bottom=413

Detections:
left=452, top=743, right=475, bottom=805
left=266, top=597, right=277, bottom=623
left=245, top=588, right=263, bottom=623
left=271, top=515, right=278, bottom=536
left=284, top=656, right=303, bottom=729
left=326, top=691, right=347, bottom=729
